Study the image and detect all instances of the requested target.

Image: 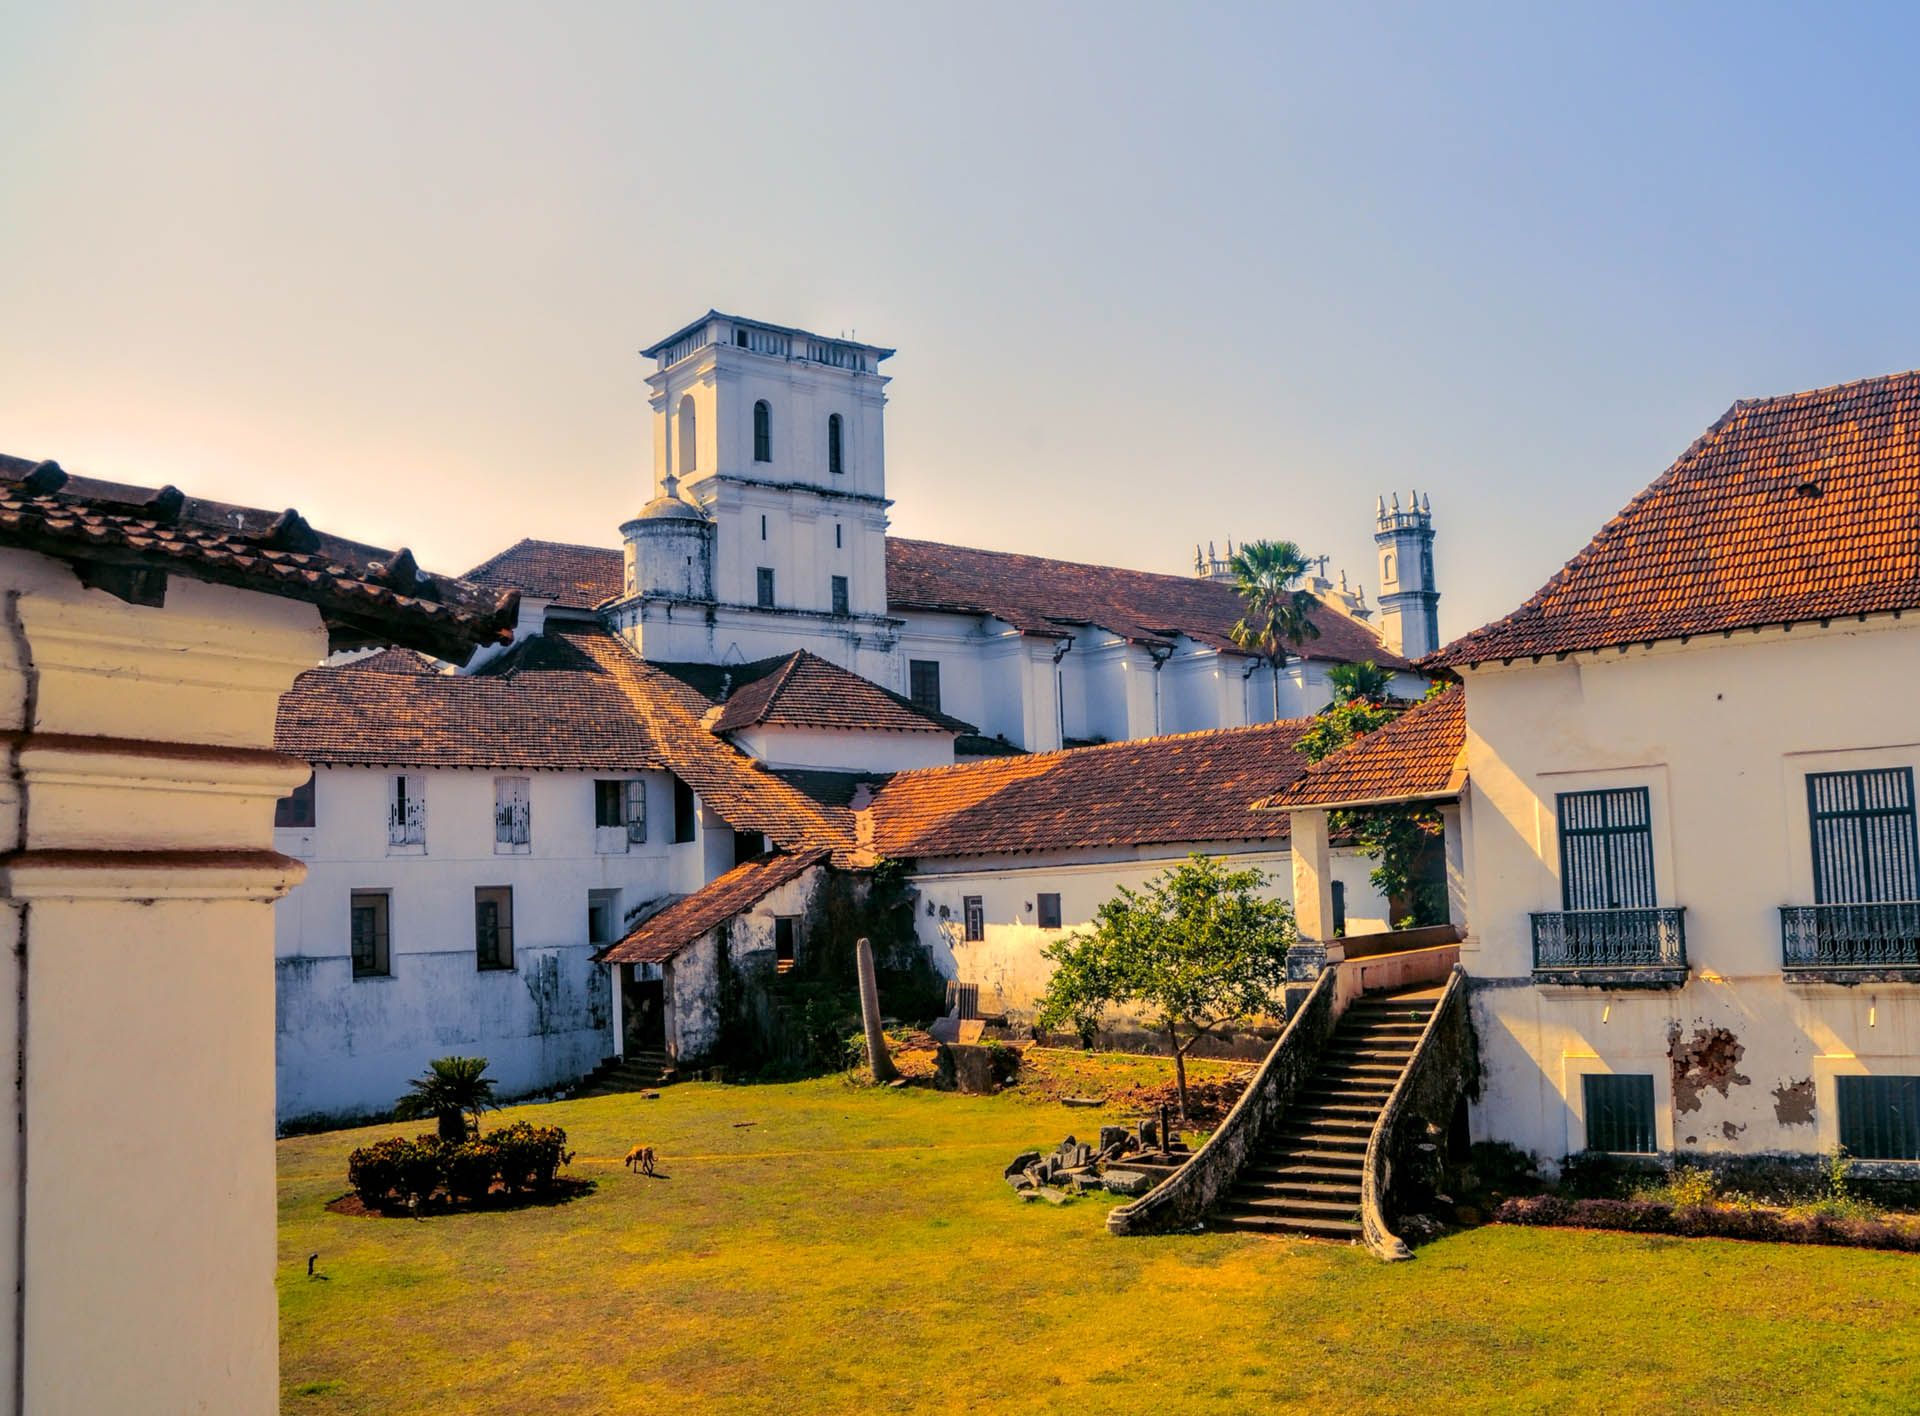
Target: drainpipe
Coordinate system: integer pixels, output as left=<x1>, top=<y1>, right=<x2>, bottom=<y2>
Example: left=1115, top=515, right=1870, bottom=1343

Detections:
left=1051, top=637, right=1072, bottom=750
left=1, top=590, right=35, bottom=1415
left=1241, top=655, right=1261, bottom=725
left=1148, top=644, right=1171, bottom=736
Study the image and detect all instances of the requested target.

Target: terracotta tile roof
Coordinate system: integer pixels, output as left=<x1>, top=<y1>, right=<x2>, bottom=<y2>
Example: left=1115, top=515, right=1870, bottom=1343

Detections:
left=1255, top=690, right=1466, bottom=811
left=681, top=650, right=973, bottom=736
left=1436, top=371, right=1920, bottom=666
left=886, top=537, right=1405, bottom=668
left=0, top=454, right=517, bottom=660
left=597, top=850, right=829, bottom=965
left=863, top=719, right=1318, bottom=858
left=463, top=537, right=624, bottom=606
left=275, top=629, right=671, bottom=771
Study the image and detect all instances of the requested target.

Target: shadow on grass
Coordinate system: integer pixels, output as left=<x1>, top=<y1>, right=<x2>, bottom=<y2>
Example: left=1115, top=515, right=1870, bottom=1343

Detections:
left=325, top=1177, right=598, bottom=1220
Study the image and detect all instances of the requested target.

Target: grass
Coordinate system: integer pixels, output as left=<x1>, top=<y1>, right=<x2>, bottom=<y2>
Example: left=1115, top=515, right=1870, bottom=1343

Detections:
left=281, top=1065, right=1920, bottom=1415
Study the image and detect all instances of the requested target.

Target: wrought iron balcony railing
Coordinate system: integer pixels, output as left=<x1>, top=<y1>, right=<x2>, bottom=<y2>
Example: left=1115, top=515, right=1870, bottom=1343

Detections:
left=1531, top=908, right=1688, bottom=973
left=1781, top=902, right=1920, bottom=971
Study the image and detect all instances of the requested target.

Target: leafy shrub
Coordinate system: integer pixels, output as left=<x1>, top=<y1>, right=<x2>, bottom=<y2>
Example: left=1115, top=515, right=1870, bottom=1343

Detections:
left=441, top=1139, right=500, bottom=1202
left=1496, top=1195, right=1920, bottom=1252
left=491, top=1121, right=573, bottom=1193
left=347, top=1137, right=410, bottom=1206
left=1665, top=1166, right=1718, bottom=1208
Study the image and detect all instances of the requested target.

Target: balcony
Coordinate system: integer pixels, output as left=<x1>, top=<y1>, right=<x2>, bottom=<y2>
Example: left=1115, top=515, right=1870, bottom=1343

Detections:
left=1531, top=908, right=1688, bottom=988
left=1781, top=902, right=1920, bottom=981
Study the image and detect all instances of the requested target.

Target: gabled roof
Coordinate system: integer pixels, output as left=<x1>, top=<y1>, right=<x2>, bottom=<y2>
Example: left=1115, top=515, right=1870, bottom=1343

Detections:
left=463, top=538, right=623, bottom=607
left=275, top=630, right=670, bottom=771
left=668, top=650, right=972, bottom=736
left=863, top=718, right=1318, bottom=858
left=0, top=454, right=517, bottom=660
left=597, top=850, right=829, bottom=964
left=1436, top=370, right=1920, bottom=666
left=1254, top=690, right=1466, bottom=812
left=886, top=537, right=1404, bottom=668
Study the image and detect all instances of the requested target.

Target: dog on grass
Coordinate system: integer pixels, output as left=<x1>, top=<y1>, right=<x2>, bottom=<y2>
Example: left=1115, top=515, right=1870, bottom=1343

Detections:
left=624, top=1144, right=656, bottom=1176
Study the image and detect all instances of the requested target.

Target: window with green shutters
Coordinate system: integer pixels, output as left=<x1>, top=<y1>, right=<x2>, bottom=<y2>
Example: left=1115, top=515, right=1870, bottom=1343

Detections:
left=1582, top=1073, right=1656, bottom=1154
left=1836, top=1075, right=1920, bottom=1159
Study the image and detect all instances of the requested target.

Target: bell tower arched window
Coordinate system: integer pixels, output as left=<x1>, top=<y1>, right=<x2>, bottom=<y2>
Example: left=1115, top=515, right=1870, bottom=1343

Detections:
left=677, top=395, right=697, bottom=475
left=827, top=413, right=844, bottom=476
left=753, top=400, right=772, bottom=463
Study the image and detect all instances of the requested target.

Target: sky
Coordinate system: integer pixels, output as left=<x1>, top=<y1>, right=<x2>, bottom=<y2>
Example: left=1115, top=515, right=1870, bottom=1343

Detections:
left=4, top=3, right=1919, bottom=637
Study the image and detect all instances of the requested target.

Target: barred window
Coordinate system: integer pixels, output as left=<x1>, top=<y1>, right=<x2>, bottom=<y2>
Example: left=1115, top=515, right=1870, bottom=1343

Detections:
left=1582, top=1073, right=1655, bottom=1154
left=1837, top=1075, right=1920, bottom=1160
left=962, top=895, right=984, bottom=943
left=474, top=886, right=515, bottom=971
left=349, top=891, right=391, bottom=979
left=753, top=400, right=772, bottom=462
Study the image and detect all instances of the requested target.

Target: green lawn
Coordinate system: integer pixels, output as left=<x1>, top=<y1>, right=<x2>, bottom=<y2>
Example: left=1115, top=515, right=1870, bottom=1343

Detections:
left=281, top=1069, right=1920, bottom=1415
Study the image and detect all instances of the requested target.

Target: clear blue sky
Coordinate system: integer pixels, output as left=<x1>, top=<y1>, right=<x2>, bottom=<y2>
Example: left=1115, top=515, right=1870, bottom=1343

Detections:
left=4, top=2, right=1917, bottom=635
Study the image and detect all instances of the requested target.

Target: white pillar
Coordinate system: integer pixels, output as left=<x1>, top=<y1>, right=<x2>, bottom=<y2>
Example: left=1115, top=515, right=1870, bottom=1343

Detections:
left=1440, top=801, right=1468, bottom=931
left=609, top=963, right=626, bottom=1058
left=0, top=553, right=324, bottom=1415
left=1290, top=808, right=1338, bottom=944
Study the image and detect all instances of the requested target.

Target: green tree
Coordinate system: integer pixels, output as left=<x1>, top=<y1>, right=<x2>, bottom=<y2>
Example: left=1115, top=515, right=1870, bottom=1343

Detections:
left=1325, top=659, right=1393, bottom=705
left=393, top=1056, right=498, bottom=1143
left=1228, top=540, right=1321, bottom=720
left=1036, top=854, right=1295, bottom=1120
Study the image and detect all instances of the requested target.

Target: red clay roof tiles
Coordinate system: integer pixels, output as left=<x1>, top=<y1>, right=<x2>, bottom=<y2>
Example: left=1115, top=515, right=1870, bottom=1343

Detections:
left=1436, top=371, right=1920, bottom=665
left=697, top=650, right=973, bottom=736
left=463, top=538, right=624, bottom=606
left=1254, top=689, right=1465, bottom=811
left=863, top=719, right=1318, bottom=858
left=0, top=454, right=517, bottom=660
left=597, top=850, right=828, bottom=965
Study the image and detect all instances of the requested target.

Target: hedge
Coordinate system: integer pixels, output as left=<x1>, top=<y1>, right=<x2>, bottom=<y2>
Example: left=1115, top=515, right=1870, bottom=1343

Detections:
left=1496, top=1194, right=1920, bottom=1253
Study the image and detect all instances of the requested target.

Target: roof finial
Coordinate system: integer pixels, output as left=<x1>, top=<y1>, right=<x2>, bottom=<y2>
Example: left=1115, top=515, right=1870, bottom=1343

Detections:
left=1390, top=491, right=1400, bottom=512
left=1421, top=490, right=1431, bottom=513
left=661, top=470, right=680, bottom=501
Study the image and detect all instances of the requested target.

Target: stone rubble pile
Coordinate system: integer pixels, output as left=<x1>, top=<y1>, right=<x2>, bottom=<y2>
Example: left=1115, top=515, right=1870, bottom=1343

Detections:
left=1003, top=1116, right=1190, bottom=1202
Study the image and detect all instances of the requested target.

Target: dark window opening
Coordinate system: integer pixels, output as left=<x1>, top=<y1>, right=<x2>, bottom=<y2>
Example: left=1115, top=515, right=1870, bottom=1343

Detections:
left=735, top=328, right=748, bottom=347
left=673, top=778, right=697, bottom=844
left=909, top=659, right=942, bottom=714
left=831, top=575, right=849, bottom=617
left=594, top=779, right=625, bottom=828
left=835, top=523, right=843, bottom=549
left=1036, top=893, right=1062, bottom=929
left=962, top=895, right=984, bottom=942
left=733, top=829, right=766, bottom=864
left=1331, top=880, right=1347, bottom=938
left=1809, top=768, right=1920, bottom=904
left=828, top=413, right=844, bottom=475
left=1558, top=787, right=1656, bottom=910
left=760, top=514, right=768, bottom=541
left=474, top=886, right=515, bottom=971
left=756, top=567, right=775, bottom=608
left=753, top=399, right=772, bottom=462
left=350, top=890, right=390, bottom=978
left=588, top=890, right=619, bottom=947
left=774, top=915, right=798, bottom=974
left=1582, top=1073, right=1656, bottom=1154
left=275, top=771, right=316, bottom=829
left=1837, top=1074, right=1920, bottom=1159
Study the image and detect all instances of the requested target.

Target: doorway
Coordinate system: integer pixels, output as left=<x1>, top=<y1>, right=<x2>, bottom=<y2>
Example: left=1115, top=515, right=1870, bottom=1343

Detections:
left=621, top=965, right=666, bottom=1054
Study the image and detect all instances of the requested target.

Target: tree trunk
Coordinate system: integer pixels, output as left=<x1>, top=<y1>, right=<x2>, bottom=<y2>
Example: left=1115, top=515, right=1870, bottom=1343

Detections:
left=1167, top=1019, right=1189, bottom=1122
left=856, top=937, right=899, bottom=1084
left=437, top=1110, right=465, bottom=1145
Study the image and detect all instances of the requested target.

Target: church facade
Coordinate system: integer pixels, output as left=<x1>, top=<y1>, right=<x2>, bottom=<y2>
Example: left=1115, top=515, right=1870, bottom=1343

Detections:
left=272, top=310, right=1438, bottom=1124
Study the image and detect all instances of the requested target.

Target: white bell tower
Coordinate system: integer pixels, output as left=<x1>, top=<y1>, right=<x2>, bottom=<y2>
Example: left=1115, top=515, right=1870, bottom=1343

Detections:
left=1374, top=490, right=1440, bottom=659
left=617, top=312, right=899, bottom=677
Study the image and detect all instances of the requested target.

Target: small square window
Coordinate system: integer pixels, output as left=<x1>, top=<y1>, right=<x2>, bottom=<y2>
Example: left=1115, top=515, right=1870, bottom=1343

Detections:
left=276, top=771, right=316, bottom=829
left=588, top=889, right=620, bottom=948
left=1582, top=1073, right=1656, bottom=1154
left=1036, top=893, right=1062, bottom=929
left=831, top=575, right=850, bottom=617
left=350, top=890, right=391, bottom=978
left=756, top=567, right=775, bottom=608
left=962, top=895, right=984, bottom=943
left=474, top=886, right=515, bottom=971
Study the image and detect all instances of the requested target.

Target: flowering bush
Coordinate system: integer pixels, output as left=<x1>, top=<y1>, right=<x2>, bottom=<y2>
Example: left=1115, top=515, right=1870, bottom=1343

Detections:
left=490, top=1121, right=573, bottom=1193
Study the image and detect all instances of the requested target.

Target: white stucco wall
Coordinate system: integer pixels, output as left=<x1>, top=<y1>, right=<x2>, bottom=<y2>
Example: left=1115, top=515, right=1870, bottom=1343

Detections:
left=1460, top=616, right=1920, bottom=1163
left=275, top=765, right=699, bottom=1123
left=908, top=841, right=1389, bottom=1021
left=660, top=865, right=823, bottom=1060
left=728, top=724, right=955, bottom=772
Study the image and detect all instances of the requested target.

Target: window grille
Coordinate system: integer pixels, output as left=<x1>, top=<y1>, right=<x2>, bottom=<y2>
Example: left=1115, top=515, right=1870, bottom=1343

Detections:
left=474, top=886, right=515, bottom=971
left=388, top=774, right=426, bottom=848
left=757, top=567, right=775, bottom=608
left=494, top=776, right=530, bottom=852
left=349, top=891, right=390, bottom=978
left=1809, top=768, right=1920, bottom=905
left=962, top=895, right=985, bottom=943
left=1582, top=1073, right=1655, bottom=1154
left=1558, top=787, right=1656, bottom=910
left=1837, top=1075, right=1920, bottom=1160
left=275, top=771, right=316, bottom=829
left=909, top=659, right=942, bottom=714
left=831, top=575, right=850, bottom=617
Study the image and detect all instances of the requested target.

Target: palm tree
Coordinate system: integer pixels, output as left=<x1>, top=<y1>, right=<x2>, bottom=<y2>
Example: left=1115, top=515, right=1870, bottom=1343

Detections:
left=1327, top=659, right=1393, bottom=705
left=393, top=1056, right=498, bottom=1143
left=1228, top=539, right=1321, bottom=720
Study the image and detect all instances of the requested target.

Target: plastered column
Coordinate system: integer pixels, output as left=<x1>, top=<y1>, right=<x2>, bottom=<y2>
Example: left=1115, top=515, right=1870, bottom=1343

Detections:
left=1289, top=808, right=1338, bottom=944
left=0, top=553, right=322, bottom=1416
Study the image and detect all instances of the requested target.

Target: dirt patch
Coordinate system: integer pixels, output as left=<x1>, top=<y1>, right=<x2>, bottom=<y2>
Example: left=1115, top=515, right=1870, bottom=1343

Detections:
left=1773, top=1077, right=1816, bottom=1127
left=326, top=1177, right=598, bottom=1219
left=880, top=1039, right=1254, bottom=1128
left=1668, top=1023, right=1750, bottom=1114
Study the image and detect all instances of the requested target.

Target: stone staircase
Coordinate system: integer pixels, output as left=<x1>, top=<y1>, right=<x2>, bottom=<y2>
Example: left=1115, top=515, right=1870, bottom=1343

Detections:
left=1210, top=989, right=1438, bottom=1240
left=569, top=1049, right=676, bottom=1098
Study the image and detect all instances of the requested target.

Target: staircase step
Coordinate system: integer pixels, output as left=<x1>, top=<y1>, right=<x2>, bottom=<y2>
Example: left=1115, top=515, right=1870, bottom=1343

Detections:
left=1234, top=1178, right=1362, bottom=1202
left=1223, top=1194, right=1361, bottom=1218
left=1213, top=1210, right=1362, bottom=1239
left=1283, top=1112, right=1376, bottom=1132
left=1243, top=1160, right=1364, bottom=1183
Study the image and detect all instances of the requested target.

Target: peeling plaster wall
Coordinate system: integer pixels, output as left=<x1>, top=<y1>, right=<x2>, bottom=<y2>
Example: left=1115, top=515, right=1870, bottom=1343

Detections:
left=660, top=865, right=824, bottom=1061
left=274, top=765, right=685, bottom=1123
left=907, top=841, right=1390, bottom=1022
left=1460, top=618, right=1920, bottom=1161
